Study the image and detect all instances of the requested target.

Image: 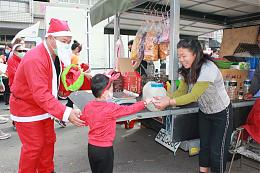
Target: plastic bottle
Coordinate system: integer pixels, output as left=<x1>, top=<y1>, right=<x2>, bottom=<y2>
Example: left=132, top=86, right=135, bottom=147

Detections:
left=243, top=79, right=251, bottom=95
left=143, top=81, right=166, bottom=111
left=238, top=87, right=244, bottom=100
left=229, top=78, right=237, bottom=100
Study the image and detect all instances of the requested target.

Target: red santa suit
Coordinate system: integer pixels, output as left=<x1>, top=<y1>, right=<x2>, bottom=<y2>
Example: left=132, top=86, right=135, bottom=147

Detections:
left=7, top=50, right=22, bottom=88
left=10, top=18, right=72, bottom=173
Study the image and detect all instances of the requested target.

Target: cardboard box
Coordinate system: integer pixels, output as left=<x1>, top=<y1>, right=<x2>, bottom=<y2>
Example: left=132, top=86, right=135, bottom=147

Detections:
left=117, top=58, right=134, bottom=73
left=220, top=69, right=248, bottom=98
left=219, top=25, right=259, bottom=57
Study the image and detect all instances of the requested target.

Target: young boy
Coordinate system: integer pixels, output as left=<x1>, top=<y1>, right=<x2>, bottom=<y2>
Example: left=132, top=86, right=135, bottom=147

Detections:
left=80, top=74, right=151, bottom=173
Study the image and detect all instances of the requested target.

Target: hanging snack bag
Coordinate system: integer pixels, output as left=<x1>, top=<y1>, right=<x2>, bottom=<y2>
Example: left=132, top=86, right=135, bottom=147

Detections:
left=130, top=26, right=145, bottom=60
left=144, top=23, right=159, bottom=61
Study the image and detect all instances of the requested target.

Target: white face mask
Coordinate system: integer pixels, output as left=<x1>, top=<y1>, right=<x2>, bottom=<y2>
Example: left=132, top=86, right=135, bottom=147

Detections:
left=5, top=49, right=10, bottom=54
left=55, top=40, right=72, bottom=67
left=17, top=52, right=26, bottom=58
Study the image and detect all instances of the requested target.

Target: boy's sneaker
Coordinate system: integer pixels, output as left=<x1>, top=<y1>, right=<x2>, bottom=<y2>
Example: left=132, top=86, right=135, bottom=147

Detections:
left=54, top=119, right=66, bottom=128
left=0, top=117, right=8, bottom=124
left=0, top=130, right=11, bottom=140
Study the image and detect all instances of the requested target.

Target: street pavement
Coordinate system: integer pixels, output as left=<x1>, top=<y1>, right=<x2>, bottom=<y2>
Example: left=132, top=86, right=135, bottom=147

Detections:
left=0, top=100, right=258, bottom=173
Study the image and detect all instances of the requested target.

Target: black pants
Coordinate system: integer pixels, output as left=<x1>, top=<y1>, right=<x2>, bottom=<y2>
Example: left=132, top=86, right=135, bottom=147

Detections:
left=199, top=103, right=233, bottom=173
left=88, top=144, right=114, bottom=173
left=2, top=78, right=10, bottom=104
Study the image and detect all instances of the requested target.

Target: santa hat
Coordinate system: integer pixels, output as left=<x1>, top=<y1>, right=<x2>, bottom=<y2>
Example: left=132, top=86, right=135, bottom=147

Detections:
left=45, top=18, right=72, bottom=37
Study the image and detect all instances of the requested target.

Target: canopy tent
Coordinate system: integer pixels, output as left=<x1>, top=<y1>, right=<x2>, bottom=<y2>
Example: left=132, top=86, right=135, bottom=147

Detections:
left=89, top=0, right=260, bottom=151
left=90, top=0, right=146, bottom=26
left=90, top=0, right=260, bottom=36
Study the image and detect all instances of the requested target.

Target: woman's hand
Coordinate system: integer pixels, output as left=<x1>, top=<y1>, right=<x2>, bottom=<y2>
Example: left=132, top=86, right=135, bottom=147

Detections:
left=145, top=98, right=152, bottom=104
left=0, top=83, right=5, bottom=92
left=153, top=96, right=174, bottom=110
left=244, top=93, right=253, bottom=100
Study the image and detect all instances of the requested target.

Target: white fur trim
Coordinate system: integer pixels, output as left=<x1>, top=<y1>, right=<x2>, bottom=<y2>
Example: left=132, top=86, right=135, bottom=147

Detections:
left=10, top=114, right=51, bottom=122
left=62, top=107, right=72, bottom=122
left=45, top=31, right=72, bottom=37
left=12, top=44, right=22, bottom=51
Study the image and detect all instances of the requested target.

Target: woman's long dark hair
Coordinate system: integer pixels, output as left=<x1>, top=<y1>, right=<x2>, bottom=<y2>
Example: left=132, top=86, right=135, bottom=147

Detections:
left=177, top=39, right=211, bottom=84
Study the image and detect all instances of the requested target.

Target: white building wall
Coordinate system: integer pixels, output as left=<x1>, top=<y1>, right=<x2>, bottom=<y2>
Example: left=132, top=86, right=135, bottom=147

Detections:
left=0, top=0, right=33, bottom=23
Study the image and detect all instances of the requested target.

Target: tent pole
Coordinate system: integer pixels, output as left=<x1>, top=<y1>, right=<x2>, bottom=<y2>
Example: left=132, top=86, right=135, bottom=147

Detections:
left=166, top=0, right=180, bottom=138
left=114, top=13, right=120, bottom=70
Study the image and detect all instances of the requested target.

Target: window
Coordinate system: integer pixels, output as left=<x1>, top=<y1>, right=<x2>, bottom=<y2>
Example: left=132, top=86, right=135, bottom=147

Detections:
left=69, top=0, right=79, bottom=3
left=0, top=0, right=29, bottom=13
left=80, top=0, right=89, bottom=5
left=58, top=0, right=68, bottom=3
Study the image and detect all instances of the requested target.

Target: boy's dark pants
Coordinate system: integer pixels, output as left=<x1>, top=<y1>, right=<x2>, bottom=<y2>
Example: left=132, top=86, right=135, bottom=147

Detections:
left=88, top=144, right=114, bottom=173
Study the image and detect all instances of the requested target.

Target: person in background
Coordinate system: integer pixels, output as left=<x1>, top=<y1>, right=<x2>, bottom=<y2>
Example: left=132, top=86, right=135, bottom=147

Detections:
left=2, top=38, right=25, bottom=106
left=244, top=32, right=260, bottom=100
left=1, top=44, right=13, bottom=105
left=0, top=70, right=11, bottom=140
left=245, top=68, right=260, bottom=99
left=129, top=40, right=148, bottom=76
left=7, top=44, right=28, bottom=130
left=153, top=39, right=233, bottom=173
left=64, top=40, right=92, bottom=109
left=65, top=40, right=83, bottom=109
left=71, top=40, right=82, bottom=65
left=10, top=18, right=84, bottom=173
left=4, top=43, right=12, bottom=60
left=7, top=44, right=27, bottom=89
left=80, top=74, right=151, bottom=173
left=0, top=44, right=12, bottom=129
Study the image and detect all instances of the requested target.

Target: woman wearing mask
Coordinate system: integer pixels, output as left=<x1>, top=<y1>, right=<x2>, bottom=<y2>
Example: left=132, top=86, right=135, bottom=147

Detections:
left=154, top=39, right=233, bottom=173
left=7, top=44, right=28, bottom=130
left=7, top=44, right=27, bottom=88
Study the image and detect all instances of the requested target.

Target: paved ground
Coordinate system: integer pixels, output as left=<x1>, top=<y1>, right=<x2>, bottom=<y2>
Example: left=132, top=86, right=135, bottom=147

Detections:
left=0, top=99, right=258, bottom=173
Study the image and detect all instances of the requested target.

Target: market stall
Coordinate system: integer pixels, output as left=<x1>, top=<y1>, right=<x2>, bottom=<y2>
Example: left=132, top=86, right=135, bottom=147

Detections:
left=85, top=0, right=260, bottom=158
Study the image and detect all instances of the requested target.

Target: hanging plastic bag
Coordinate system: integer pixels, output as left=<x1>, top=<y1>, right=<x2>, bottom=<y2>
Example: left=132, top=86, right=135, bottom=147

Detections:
left=130, top=25, right=145, bottom=60
left=144, top=22, right=159, bottom=61
left=159, top=19, right=170, bottom=60
left=159, top=42, right=169, bottom=60
left=115, top=37, right=125, bottom=70
left=159, top=19, right=170, bottom=43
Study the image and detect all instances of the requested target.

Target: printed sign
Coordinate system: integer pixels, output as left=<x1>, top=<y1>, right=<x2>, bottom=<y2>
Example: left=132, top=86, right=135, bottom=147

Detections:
left=155, top=128, right=181, bottom=155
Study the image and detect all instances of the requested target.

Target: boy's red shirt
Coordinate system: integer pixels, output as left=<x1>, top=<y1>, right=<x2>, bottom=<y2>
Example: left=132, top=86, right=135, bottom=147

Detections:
left=80, top=100, right=145, bottom=147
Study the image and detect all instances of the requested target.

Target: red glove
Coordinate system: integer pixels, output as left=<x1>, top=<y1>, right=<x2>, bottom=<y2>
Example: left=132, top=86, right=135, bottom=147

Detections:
left=80, top=63, right=90, bottom=72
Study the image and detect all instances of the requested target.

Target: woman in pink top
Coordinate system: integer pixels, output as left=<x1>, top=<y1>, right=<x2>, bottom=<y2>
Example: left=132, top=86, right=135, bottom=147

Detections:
left=80, top=74, right=151, bottom=173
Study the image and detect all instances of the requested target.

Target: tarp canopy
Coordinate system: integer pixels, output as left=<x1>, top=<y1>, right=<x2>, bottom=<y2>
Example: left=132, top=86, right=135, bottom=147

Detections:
left=90, top=0, right=146, bottom=26
left=90, top=0, right=260, bottom=36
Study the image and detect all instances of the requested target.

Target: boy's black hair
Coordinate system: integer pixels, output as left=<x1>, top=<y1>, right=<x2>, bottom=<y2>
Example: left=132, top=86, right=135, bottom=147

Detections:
left=91, top=74, right=111, bottom=98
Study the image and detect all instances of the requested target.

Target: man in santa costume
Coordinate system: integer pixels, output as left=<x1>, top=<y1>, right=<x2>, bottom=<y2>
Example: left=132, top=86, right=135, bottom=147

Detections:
left=10, top=18, right=85, bottom=173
